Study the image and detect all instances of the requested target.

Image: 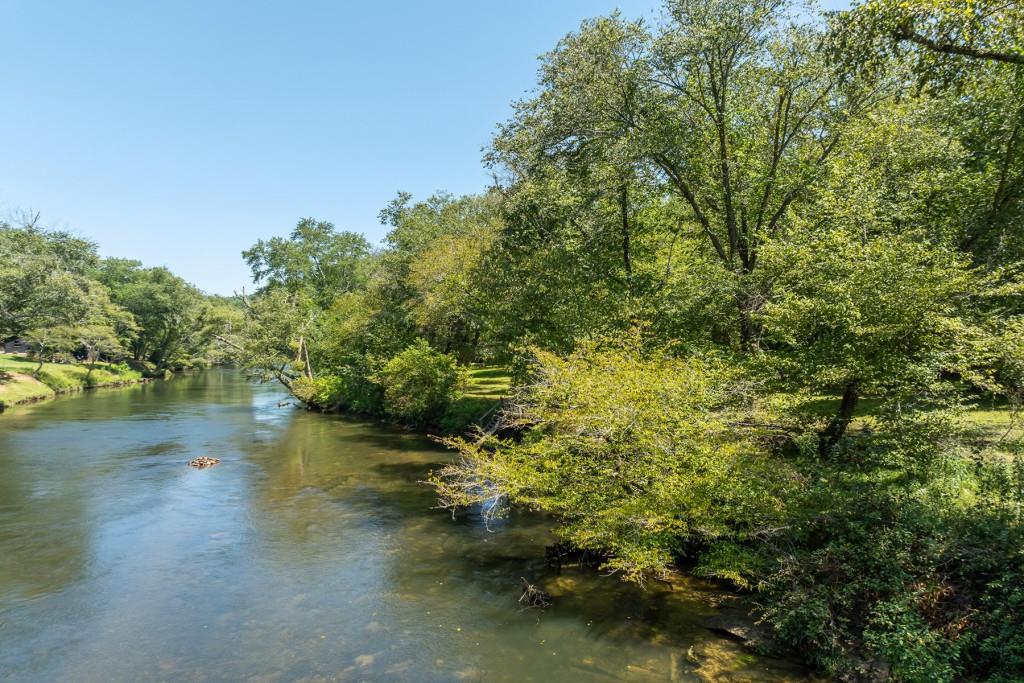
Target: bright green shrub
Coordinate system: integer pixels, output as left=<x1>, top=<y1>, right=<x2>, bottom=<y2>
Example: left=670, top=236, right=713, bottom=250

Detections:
left=432, top=338, right=800, bottom=582
left=291, top=375, right=344, bottom=410
left=377, top=340, right=465, bottom=426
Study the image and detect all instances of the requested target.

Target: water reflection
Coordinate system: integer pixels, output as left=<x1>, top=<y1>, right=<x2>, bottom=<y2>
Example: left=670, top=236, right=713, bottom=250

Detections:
left=0, top=371, right=810, bottom=681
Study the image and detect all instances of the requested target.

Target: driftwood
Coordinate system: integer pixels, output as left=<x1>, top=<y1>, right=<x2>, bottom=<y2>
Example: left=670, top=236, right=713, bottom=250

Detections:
left=518, top=578, right=551, bottom=609
left=188, top=456, right=220, bottom=469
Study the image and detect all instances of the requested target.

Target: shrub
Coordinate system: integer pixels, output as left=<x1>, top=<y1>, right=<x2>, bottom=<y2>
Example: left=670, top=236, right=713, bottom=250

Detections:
left=438, top=395, right=494, bottom=435
left=289, top=353, right=386, bottom=414
left=376, top=340, right=465, bottom=426
left=432, top=338, right=799, bottom=582
left=292, top=375, right=345, bottom=410
left=760, top=435, right=1024, bottom=682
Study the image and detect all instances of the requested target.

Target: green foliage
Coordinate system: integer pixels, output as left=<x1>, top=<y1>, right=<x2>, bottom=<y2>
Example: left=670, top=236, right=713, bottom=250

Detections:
left=242, top=217, right=371, bottom=307
left=376, top=340, right=465, bottom=426
left=0, top=220, right=230, bottom=373
left=0, top=222, right=101, bottom=339
left=831, top=0, right=1024, bottom=82
left=433, top=338, right=798, bottom=582
left=755, top=227, right=984, bottom=454
left=97, top=259, right=230, bottom=369
left=291, top=375, right=345, bottom=411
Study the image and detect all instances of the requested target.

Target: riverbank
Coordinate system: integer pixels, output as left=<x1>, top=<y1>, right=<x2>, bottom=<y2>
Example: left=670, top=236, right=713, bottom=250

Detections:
left=0, top=354, right=145, bottom=410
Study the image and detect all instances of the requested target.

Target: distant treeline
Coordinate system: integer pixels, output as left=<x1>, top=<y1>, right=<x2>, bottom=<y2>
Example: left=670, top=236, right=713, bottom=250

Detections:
left=0, top=213, right=241, bottom=372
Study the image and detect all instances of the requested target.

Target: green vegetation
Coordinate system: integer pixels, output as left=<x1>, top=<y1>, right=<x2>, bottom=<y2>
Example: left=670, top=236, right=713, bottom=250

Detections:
left=221, top=0, right=1024, bottom=679
left=0, top=215, right=238, bottom=408
left=0, top=353, right=141, bottom=408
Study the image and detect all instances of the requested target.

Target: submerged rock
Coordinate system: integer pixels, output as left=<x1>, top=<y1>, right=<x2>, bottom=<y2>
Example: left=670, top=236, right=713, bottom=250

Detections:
left=707, top=612, right=779, bottom=655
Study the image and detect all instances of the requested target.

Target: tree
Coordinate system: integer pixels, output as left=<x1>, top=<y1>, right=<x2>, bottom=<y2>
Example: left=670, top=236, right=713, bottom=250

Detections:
left=492, top=0, right=868, bottom=348
left=372, top=192, right=503, bottom=359
left=242, top=218, right=371, bottom=307
left=75, top=324, right=127, bottom=380
left=432, top=337, right=797, bottom=583
left=226, top=288, right=317, bottom=393
left=828, top=2, right=1024, bottom=266
left=0, top=223, right=100, bottom=339
left=97, top=260, right=220, bottom=369
left=831, top=0, right=1024, bottom=75
left=757, top=228, right=979, bottom=453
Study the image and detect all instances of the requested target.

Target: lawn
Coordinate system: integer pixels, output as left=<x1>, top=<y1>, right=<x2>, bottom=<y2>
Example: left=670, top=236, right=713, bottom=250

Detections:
left=462, top=366, right=512, bottom=400
left=0, top=369, right=55, bottom=407
left=439, top=365, right=512, bottom=433
left=0, top=354, right=143, bottom=409
left=779, top=391, right=1019, bottom=442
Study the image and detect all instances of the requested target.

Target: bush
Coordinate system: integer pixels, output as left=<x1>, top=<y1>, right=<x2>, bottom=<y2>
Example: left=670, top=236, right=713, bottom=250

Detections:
left=292, top=375, right=345, bottom=410
left=438, top=395, right=494, bottom=435
left=376, top=340, right=465, bottom=426
left=432, top=338, right=799, bottom=582
left=760, top=438, right=1024, bottom=682
left=290, top=355, right=386, bottom=415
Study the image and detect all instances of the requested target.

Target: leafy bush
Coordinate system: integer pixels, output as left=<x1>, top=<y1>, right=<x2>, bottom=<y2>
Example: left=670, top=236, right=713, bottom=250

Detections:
left=376, top=340, right=465, bottom=426
left=291, top=375, right=344, bottom=410
left=432, top=338, right=800, bottom=582
left=760, top=428, right=1024, bottom=682
left=438, top=395, right=494, bottom=435
left=291, top=355, right=386, bottom=415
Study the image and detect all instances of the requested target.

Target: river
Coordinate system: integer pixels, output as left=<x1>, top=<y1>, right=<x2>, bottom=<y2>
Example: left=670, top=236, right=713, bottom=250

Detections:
left=0, top=371, right=810, bottom=682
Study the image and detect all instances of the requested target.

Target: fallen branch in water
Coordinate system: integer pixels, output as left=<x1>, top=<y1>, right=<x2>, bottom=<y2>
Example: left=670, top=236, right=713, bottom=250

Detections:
left=519, top=577, right=551, bottom=609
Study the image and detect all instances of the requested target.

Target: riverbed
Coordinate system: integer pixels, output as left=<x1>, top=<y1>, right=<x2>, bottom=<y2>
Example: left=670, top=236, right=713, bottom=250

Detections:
left=0, top=371, right=809, bottom=682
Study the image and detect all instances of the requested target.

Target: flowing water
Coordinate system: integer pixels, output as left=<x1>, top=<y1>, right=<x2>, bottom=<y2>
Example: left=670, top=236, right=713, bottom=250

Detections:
left=0, top=371, right=810, bottom=682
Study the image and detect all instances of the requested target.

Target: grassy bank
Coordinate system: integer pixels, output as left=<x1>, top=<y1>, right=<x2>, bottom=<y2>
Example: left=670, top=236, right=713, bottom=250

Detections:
left=775, top=392, right=1019, bottom=442
left=0, top=354, right=144, bottom=409
left=438, top=366, right=512, bottom=433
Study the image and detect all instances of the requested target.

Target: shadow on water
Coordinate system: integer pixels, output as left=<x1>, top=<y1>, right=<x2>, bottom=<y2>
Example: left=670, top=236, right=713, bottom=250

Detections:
left=0, top=370, right=813, bottom=682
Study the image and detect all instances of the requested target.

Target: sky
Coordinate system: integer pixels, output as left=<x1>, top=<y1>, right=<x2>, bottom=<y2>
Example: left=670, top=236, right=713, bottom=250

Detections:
left=0, top=0, right=848, bottom=295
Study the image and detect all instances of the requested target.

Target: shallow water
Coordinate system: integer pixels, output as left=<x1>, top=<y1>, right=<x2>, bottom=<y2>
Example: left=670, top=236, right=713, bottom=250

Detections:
left=0, top=371, right=809, bottom=682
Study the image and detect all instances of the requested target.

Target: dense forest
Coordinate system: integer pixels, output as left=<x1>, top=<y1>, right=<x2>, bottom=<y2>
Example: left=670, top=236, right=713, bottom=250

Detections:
left=0, top=213, right=238, bottom=377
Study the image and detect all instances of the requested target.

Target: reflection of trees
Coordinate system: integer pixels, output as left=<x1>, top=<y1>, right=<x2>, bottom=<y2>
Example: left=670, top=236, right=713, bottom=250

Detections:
left=242, top=411, right=449, bottom=541
left=0, top=371, right=255, bottom=602
left=0, top=423, right=91, bottom=601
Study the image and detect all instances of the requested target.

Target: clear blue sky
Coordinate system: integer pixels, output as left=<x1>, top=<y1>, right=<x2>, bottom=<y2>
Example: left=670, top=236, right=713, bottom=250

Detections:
left=0, top=0, right=848, bottom=295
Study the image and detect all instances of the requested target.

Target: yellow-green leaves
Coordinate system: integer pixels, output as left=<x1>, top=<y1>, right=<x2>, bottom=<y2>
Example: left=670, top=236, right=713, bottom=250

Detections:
left=432, top=337, right=797, bottom=583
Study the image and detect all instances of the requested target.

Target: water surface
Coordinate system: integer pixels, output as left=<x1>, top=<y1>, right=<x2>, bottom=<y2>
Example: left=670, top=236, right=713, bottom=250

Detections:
left=0, top=371, right=808, bottom=681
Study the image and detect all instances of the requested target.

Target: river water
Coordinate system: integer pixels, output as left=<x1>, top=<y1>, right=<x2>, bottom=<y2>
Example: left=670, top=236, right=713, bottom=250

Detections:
left=0, top=371, right=809, bottom=682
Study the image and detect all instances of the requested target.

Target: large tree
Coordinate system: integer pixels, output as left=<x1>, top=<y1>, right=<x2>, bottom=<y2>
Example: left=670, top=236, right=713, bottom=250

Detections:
left=243, top=217, right=371, bottom=307
left=492, top=0, right=871, bottom=348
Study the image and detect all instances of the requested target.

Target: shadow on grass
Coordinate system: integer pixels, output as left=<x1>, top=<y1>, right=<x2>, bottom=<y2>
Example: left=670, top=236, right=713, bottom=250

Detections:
left=467, top=367, right=509, bottom=380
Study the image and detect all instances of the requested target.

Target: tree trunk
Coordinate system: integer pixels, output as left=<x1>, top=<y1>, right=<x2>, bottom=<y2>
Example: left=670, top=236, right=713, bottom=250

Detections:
left=619, top=183, right=633, bottom=294
left=819, top=381, right=859, bottom=457
left=737, top=290, right=762, bottom=351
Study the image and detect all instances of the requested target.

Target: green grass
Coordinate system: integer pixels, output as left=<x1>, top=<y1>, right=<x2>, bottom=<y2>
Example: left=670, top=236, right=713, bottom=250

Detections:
left=463, top=365, right=512, bottom=400
left=780, top=392, right=1019, bottom=440
left=0, top=370, right=55, bottom=407
left=0, top=354, right=143, bottom=409
left=440, top=365, right=512, bottom=434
